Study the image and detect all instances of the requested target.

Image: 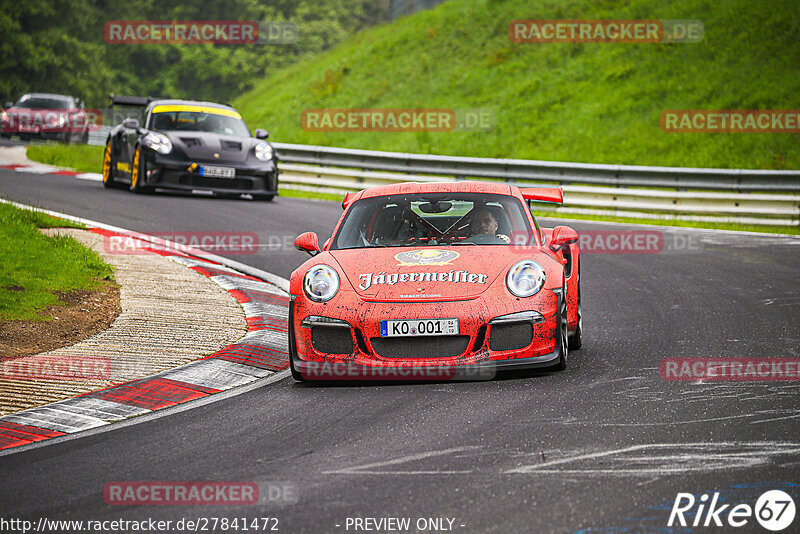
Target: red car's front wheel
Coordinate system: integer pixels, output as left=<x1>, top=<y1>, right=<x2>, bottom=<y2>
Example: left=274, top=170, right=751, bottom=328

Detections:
left=569, top=266, right=583, bottom=350
left=550, top=279, right=569, bottom=371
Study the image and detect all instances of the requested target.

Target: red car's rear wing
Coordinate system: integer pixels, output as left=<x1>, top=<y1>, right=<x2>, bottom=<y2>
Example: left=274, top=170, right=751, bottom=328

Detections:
left=519, top=187, right=563, bottom=204
left=342, top=186, right=562, bottom=209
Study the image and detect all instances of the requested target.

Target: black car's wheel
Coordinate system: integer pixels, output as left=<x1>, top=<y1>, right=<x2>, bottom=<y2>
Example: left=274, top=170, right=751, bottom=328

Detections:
left=550, top=279, right=569, bottom=371
left=102, top=139, right=125, bottom=189
left=130, top=145, right=153, bottom=194
left=568, top=267, right=583, bottom=350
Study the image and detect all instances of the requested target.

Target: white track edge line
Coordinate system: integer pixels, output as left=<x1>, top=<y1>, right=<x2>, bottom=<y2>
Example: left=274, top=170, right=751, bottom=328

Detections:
left=0, top=198, right=292, bottom=455
left=0, top=370, right=290, bottom=457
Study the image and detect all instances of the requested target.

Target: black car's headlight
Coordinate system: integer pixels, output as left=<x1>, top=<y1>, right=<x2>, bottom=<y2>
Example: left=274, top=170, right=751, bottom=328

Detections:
left=506, top=260, right=546, bottom=298
left=303, top=265, right=340, bottom=302
left=141, top=132, right=172, bottom=154
left=254, top=141, right=273, bottom=161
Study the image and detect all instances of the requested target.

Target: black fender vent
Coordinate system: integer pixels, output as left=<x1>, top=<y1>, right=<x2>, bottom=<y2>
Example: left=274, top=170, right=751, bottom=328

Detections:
left=180, top=137, right=202, bottom=147
left=222, top=140, right=243, bottom=150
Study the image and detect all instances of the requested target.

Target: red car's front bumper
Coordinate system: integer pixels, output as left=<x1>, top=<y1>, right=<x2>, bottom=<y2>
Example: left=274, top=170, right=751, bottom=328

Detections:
left=290, top=287, right=563, bottom=380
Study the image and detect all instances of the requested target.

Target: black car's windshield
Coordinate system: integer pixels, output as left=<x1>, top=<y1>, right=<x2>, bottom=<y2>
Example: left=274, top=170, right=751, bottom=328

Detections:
left=15, top=96, right=69, bottom=109
left=333, top=193, right=536, bottom=249
left=148, top=107, right=250, bottom=137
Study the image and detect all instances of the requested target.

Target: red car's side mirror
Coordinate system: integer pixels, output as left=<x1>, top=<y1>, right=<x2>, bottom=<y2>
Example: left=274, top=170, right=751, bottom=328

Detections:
left=550, top=226, right=578, bottom=252
left=294, top=232, right=320, bottom=256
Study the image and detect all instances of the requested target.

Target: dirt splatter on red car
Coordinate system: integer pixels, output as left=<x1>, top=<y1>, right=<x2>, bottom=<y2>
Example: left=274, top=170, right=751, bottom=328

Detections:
left=288, top=181, right=581, bottom=381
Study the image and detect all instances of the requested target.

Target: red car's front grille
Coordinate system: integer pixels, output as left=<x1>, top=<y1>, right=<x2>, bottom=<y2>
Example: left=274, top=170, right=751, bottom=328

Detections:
left=369, top=336, right=470, bottom=359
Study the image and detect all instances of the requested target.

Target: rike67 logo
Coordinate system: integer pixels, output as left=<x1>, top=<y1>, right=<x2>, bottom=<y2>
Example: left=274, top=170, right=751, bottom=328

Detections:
left=669, top=490, right=796, bottom=531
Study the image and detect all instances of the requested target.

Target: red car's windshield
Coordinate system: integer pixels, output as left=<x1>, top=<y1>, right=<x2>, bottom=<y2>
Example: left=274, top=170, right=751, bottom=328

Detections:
left=14, top=96, right=70, bottom=109
left=333, top=193, right=536, bottom=249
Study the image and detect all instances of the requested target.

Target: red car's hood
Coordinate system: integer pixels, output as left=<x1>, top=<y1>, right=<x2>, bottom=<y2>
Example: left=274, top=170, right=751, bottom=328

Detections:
left=329, top=246, right=533, bottom=302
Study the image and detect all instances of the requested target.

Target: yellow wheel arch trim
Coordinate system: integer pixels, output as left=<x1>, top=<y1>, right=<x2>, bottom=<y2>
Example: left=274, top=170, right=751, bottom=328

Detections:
left=131, top=147, right=140, bottom=188
left=102, top=142, right=112, bottom=182
left=151, top=105, right=242, bottom=119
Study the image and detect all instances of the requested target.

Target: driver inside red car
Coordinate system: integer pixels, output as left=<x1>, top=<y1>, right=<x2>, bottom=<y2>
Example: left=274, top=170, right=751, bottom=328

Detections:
left=469, top=206, right=510, bottom=243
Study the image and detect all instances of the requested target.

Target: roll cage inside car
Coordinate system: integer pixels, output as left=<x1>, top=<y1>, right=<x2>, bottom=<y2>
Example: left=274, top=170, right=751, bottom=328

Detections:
left=332, top=193, right=537, bottom=249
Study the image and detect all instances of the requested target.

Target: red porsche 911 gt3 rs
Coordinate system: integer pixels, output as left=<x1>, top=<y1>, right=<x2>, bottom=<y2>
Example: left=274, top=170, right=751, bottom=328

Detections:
left=288, top=181, right=582, bottom=381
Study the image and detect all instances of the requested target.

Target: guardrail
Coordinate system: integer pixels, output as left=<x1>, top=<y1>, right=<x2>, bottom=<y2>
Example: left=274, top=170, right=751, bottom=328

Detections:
left=273, top=143, right=800, bottom=226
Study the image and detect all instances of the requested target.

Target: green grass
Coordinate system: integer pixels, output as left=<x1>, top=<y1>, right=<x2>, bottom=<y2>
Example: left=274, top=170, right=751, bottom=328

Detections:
left=0, top=203, right=114, bottom=321
left=234, top=0, right=800, bottom=170
left=279, top=187, right=347, bottom=202
left=0, top=202, right=86, bottom=230
left=27, top=144, right=104, bottom=174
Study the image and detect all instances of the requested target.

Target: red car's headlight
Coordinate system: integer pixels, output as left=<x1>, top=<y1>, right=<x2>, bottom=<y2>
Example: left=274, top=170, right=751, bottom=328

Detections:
left=303, top=265, right=340, bottom=302
left=506, top=260, right=546, bottom=298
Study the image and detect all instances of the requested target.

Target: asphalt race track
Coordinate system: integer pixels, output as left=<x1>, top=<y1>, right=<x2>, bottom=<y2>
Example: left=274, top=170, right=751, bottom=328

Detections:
left=1, top=167, right=799, bottom=533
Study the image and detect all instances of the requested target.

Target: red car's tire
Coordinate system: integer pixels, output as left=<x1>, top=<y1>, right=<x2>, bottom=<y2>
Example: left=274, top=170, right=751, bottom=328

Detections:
left=569, top=267, right=583, bottom=350
left=550, top=279, right=569, bottom=371
left=288, top=304, right=304, bottom=381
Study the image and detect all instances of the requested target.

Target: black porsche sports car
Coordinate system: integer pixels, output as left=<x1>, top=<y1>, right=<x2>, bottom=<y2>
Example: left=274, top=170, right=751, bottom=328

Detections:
left=102, top=96, right=278, bottom=200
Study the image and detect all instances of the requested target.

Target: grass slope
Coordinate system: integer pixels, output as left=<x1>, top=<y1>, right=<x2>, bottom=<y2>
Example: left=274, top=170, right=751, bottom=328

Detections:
left=235, top=0, right=800, bottom=169
left=0, top=203, right=113, bottom=321
left=26, top=144, right=104, bottom=174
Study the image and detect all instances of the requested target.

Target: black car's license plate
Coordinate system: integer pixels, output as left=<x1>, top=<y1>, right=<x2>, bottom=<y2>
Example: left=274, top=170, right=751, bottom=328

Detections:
left=200, top=165, right=235, bottom=178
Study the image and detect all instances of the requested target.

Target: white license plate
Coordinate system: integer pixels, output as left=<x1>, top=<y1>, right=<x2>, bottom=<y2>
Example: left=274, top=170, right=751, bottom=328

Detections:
left=199, top=165, right=235, bottom=178
left=380, top=318, right=459, bottom=337
left=18, top=125, right=38, bottom=133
